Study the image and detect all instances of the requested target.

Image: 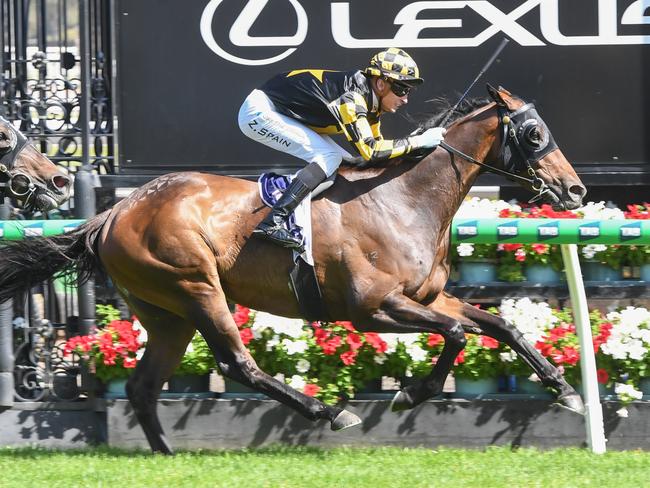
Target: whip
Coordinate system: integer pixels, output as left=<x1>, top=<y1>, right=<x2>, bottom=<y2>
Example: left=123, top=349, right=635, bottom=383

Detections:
left=433, top=37, right=510, bottom=127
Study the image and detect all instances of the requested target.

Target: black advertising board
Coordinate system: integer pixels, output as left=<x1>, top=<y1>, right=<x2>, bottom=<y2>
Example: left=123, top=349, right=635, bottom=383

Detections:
left=116, top=0, right=650, bottom=184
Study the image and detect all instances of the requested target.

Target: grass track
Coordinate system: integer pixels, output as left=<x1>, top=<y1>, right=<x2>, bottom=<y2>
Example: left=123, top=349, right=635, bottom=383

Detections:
left=0, top=445, right=648, bottom=488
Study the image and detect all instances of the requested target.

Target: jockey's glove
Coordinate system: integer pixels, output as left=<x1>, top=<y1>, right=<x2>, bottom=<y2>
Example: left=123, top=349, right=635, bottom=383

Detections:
left=411, top=127, right=446, bottom=149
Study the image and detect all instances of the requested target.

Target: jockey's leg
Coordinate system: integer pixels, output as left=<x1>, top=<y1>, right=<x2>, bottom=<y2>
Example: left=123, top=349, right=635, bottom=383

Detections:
left=238, top=90, right=346, bottom=248
left=252, top=162, right=327, bottom=248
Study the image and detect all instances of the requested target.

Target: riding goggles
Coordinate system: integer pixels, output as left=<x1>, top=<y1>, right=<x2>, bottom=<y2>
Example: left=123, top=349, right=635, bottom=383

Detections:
left=388, top=80, right=413, bottom=97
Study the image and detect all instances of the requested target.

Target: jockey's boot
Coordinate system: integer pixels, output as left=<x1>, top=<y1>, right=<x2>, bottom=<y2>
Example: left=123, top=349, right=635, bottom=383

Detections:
left=253, top=162, right=327, bottom=249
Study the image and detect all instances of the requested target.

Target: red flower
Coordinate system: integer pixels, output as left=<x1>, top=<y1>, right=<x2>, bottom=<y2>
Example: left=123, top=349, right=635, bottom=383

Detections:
left=233, top=305, right=251, bottom=328
left=515, top=248, right=526, bottom=262
left=304, top=384, right=321, bottom=397
left=364, top=333, right=387, bottom=353
left=480, top=336, right=499, bottom=349
left=313, top=325, right=331, bottom=346
left=340, top=350, right=358, bottom=365
left=239, top=327, right=254, bottom=346
left=346, top=333, right=363, bottom=351
left=531, top=243, right=549, bottom=255
left=335, top=321, right=356, bottom=332
left=552, top=346, right=579, bottom=366
left=123, top=357, right=137, bottom=368
left=535, top=341, right=554, bottom=357
left=454, top=349, right=465, bottom=365
left=428, top=333, right=444, bottom=347
left=596, top=369, right=609, bottom=384
left=503, top=243, right=523, bottom=252
left=321, top=336, right=341, bottom=355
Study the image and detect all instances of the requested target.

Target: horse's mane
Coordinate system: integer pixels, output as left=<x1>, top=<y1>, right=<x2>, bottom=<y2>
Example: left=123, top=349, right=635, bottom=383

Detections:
left=419, top=96, right=492, bottom=130
left=341, top=96, right=491, bottom=170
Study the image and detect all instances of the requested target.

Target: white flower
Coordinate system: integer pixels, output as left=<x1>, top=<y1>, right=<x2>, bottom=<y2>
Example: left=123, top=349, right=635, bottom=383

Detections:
left=282, top=339, right=308, bottom=355
left=500, top=350, right=518, bottom=362
left=578, top=201, right=625, bottom=220
left=265, top=335, right=280, bottom=352
left=296, top=359, right=310, bottom=373
left=406, top=344, right=428, bottom=363
left=581, top=244, right=607, bottom=260
left=528, top=373, right=540, bottom=383
left=251, top=312, right=306, bottom=338
left=499, top=298, right=558, bottom=344
left=616, top=407, right=629, bottom=418
left=457, top=243, right=475, bottom=257
left=615, top=382, right=643, bottom=401
left=455, top=197, right=520, bottom=219
left=601, top=307, right=650, bottom=361
left=373, top=354, right=387, bottom=365
left=288, top=374, right=306, bottom=390
left=132, top=319, right=148, bottom=344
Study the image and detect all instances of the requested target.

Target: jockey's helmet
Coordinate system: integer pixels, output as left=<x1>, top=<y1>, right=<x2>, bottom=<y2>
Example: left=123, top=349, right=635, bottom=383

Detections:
left=364, top=48, right=423, bottom=85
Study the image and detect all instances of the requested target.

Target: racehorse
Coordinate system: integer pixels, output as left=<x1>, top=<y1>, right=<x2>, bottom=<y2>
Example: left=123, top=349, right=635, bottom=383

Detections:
left=0, top=86, right=587, bottom=454
left=0, top=116, right=71, bottom=211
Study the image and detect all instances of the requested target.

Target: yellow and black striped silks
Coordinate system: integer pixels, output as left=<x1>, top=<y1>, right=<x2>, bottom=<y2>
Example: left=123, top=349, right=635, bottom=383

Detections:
left=260, top=69, right=414, bottom=163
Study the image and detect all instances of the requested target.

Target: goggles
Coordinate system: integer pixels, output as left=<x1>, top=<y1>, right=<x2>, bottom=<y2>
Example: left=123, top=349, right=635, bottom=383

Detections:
left=388, top=79, right=412, bottom=97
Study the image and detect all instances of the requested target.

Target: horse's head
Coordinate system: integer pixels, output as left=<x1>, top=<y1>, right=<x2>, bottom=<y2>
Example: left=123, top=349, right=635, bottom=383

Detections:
left=0, top=116, right=71, bottom=212
left=485, top=84, right=586, bottom=210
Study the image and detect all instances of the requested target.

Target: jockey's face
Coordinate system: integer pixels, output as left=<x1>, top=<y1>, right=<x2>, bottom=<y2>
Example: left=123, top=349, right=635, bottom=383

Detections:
left=374, top=77, right=408, bottom=114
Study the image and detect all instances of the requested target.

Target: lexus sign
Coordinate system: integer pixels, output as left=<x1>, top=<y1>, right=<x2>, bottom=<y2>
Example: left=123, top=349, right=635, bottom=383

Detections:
left=116, top=0, right=650, bottom=184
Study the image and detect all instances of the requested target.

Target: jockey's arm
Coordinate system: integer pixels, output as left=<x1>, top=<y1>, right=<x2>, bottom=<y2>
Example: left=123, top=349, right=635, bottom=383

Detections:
left=331, top=91, right=441, bottom=163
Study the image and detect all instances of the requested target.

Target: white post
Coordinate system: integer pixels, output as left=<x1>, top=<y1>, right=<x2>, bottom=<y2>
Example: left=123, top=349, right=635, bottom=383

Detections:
left=560, top=244, right=607, bottom=454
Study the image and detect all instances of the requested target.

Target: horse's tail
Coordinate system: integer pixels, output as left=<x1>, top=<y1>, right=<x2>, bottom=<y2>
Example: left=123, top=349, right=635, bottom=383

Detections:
left=0, top=210, right=110, bottom=304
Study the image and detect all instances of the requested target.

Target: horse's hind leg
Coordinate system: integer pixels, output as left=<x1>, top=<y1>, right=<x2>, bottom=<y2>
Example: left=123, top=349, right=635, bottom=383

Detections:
left=459, top=301, right=584, bottom=414
left=122, top=296, right=195, bottom=454
left=187, top=286, right=360, bottom=431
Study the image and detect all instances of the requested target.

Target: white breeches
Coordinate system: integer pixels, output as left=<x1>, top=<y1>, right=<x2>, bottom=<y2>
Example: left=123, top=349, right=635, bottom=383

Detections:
left=238, top=89, right=351, bottom=177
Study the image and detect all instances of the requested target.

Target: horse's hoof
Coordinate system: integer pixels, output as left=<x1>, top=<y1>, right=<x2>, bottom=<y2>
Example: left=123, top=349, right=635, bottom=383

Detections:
left=555, top=393, right=586, bottom=415
left=331, top=410, right=362, bottom=431
left=390, top=390, right=413, bottom=412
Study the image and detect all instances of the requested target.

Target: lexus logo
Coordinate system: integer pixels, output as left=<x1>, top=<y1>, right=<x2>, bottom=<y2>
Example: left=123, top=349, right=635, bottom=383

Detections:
left=200, top=0, right=308, bottom=66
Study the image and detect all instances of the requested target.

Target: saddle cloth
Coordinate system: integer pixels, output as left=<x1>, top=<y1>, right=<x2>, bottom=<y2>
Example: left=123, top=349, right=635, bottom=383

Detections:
left=258, top=172, right=314, bottom=265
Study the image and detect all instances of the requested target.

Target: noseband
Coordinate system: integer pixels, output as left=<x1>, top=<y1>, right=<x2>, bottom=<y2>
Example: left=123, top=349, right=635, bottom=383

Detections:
left=0, top=116, right=39, bottom=207
left=439, top=103, right=558, bottom=203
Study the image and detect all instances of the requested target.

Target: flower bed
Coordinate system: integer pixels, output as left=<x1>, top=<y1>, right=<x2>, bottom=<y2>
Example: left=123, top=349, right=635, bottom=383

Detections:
left=230, top=301, right=650, bottom=407
left=67, top=298, right=650, bottom=409
left=452, top=199, right=650, bottom=281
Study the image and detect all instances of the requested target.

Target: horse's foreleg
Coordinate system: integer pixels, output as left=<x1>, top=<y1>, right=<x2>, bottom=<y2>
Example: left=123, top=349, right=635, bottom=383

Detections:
left=362, top=292, right=469, bottom=411
left=460, top=301, right=585, bottom=414
left=189, top=292, right=361, bottom=431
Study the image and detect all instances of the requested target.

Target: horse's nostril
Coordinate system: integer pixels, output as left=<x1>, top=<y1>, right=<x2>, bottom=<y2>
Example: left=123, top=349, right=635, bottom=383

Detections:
left=569, top=185, right=587, bottom=199
left=52, top=175, right=70, bottom=189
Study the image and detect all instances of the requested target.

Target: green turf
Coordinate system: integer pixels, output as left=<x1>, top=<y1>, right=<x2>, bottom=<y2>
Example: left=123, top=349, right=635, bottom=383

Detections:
left=0, top=445, right=648, bottom=488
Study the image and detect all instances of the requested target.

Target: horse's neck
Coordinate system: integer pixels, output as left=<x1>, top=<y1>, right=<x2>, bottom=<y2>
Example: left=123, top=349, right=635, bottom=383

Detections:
left=406, top=113, right=498, bottom=226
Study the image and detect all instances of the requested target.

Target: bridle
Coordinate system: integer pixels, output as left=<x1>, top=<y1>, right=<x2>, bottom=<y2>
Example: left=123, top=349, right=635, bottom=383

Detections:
left=439, top=102, right=558, bottom=203
left=0, top=115, right=39, bottom=208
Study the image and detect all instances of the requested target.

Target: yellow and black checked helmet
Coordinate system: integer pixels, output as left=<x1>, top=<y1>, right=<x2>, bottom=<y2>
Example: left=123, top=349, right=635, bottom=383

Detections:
left=364, top=48, right=423, bottom=85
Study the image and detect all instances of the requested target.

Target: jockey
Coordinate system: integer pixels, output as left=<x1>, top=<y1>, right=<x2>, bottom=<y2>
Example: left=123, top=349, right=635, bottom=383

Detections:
left=238, top=47, right=446, bottom=249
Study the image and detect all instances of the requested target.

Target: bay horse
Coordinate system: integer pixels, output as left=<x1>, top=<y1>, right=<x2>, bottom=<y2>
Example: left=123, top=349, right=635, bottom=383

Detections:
left=0, top=116, right=71, bottom=211
left=0, top=86, right=587, bottom=454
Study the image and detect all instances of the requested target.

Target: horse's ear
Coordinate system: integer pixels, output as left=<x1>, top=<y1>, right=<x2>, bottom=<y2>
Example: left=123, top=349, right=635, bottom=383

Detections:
left=486, top=83, right=507, bottom=107
left=497, top=85, right=513, bottom=96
